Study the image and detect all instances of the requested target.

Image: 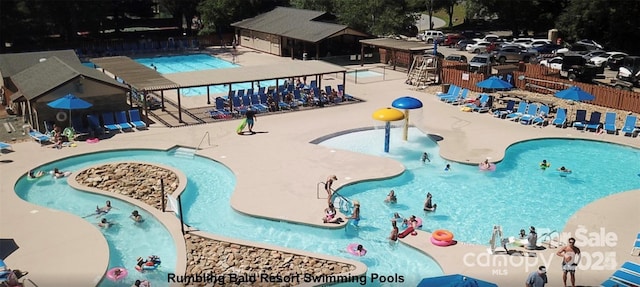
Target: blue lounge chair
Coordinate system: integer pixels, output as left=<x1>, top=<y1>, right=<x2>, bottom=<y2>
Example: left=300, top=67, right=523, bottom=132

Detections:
left=465, top=94, right=489, bottom=112
left=115, top=111, right=133, bottom=131
left=28, top=129, right=51, bottom=144
left=603, top=112, right=617, bottom=134
left=553, top=108, right=567, bottom=128
left=632, top=233, right=640, bottom=255
left=622, top=261, right=640, bottom=273
left=584, top=111, right=603, bottom=131
left=572, top=110, right=588, bottom=129
left=621, top=115, right=637, bottom=136
left=437, top=84, right=459, bottom=97
left=274, top=92, right=291, bottom=110
left=249, top=94, right=268, bottom=112
left=532, top=105, right=551, bottom=126
left=337, top=84, right=354, bottom=101
left=611, top=270, right=640, bottom=286
left=519, top=104, right=541, bottom=125
left=439, top=86, right=461, bottom=101
left=87, top=114, right=104, bottom=135
left=493, top=100, right=515, bottom=118
left=71, top=115, right=90, bottom=135
left=293, top=90, right=305, bottom=106
left=213, top=97, right=233, bottom=118
left=443, top=88, right=468, bottom=104
left=0, top=141, right=12, bottom=152
left=232, top=96, right=247, bottom=115
left=101, top=112, right=121, bottom=132
left=600, top=278, right=628, bottom=287
left=128, top=110, right=148, bottom=129
left=506, top=102, right=528, bottom=121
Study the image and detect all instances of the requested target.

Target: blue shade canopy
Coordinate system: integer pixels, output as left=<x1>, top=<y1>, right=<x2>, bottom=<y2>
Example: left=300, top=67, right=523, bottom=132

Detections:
left=47, top=94, right=93, bottom=110
left=554, top=86, right=595, bottom=102
left=392, top=96, right=423, bottom=109
left=476, top=76, right=513, bottom=89
left=417, top=274, right=498, bottom=287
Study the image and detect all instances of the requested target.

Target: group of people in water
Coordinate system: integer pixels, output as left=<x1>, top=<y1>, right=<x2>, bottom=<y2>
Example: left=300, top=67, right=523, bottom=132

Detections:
left=539, top=159, right=572, bottom=175
left=422, top=152, right=452, bottom=172
left=27, top=168, right=70, bottom=179
left=79, top=200, right=144, bottom=229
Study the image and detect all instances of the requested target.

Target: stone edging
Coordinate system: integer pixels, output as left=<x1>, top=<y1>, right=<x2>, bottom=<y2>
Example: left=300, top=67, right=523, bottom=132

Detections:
left=70, top=161, right=366, bottom=286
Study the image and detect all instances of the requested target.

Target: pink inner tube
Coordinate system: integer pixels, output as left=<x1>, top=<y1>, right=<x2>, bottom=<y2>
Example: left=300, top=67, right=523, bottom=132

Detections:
left=87, top=138, right=99, bottom=144
left=430, top=236, right=454, bottom=247
left=346, top=243, right=367, bottom=256
left=106, top=267, right=128, bottom=281
left=479, top=163, right=496, bottom=171
left=415, top=217, right=423, bottom=228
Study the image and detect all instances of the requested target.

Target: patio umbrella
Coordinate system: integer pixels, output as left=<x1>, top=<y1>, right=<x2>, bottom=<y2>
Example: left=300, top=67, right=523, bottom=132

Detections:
left=391, top=96, right=423, bottom=141
left=47, top=93, right=93, bottom=128
left=476, top=76, right=513, bottom=90
left=417, top=274, right=498, bottom=287
left=0, top=238, right=19, bottom=259
left=554, top=85, right=595, bottom=120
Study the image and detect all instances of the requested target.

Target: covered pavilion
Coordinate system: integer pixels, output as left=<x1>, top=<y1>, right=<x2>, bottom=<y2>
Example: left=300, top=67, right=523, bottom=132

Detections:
left=359, top=38, right=434, bottom=70
left=91, top=56, right=347, bottom=124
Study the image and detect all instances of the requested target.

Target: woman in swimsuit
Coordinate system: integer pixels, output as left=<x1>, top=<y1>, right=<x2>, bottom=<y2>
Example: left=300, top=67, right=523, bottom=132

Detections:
left=325, top=175, right=337, bottom=205
left=389, top=220, right=399, bottom=241
left=322, top=203, right=342, bottom=223
left=385, top=190, right=397, bottom=203
left=347, top=201, right=360, bottom=226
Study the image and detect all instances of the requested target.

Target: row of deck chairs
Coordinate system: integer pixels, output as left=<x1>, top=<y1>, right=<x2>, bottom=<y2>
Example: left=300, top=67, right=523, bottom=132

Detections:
left=437, top=85, right=493, bottom=113
left=207, top=84, right=352, bottom=119
left=493, top=100, right=640, bottom=135
left=600, top=261, right=640, bottom=287
left=79, top=110, right=148, bottom=135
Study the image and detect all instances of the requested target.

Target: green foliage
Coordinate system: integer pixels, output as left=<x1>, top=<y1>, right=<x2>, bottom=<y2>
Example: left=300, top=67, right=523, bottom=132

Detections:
left=334, top=0, right=419, bottom=36
left=290, top=0, right=334, bottom=13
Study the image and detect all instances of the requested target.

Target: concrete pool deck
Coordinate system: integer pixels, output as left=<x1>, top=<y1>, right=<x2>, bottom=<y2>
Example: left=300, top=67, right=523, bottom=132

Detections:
left=1, top=50, right=640, bottom=286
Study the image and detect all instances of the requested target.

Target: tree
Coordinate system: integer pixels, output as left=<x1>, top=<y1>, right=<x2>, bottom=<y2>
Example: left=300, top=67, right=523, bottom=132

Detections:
left=335, top=0, right=418, bottom=36
left=290, top=0, right=335, bottom=13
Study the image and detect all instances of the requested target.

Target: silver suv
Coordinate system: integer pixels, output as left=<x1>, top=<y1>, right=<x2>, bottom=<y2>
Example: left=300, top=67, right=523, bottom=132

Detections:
left=417, top=30, right=444, bottom=43
left=493, top=46, right=536, bottom=64
left=469, top=54, right=495, bottom=72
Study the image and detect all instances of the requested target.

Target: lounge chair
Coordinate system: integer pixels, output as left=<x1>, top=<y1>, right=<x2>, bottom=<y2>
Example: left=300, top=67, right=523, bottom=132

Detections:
left=532, top=105, right=551, bottom=126
left=443, top=88, right=468, bottom=104
left=599, top=278, right=627, bottom=287
left=231, top=95, right=247, bottom=115
left=101, top=112, right=121, bottom=133
left=603, top=112, right=618, bottom=134
left=572, top=110, right=588, bottom=129
left=632, top=233, right=640, bottom=255
left=622, top=261, right=640, bottom=273
left=249, top=94, right=268, bottom=112
left=493, top=100, right=515, bottom=118
left=465, top=94, right=489, bottom=112
left=213, top=97, right=233, bottom=119
left=553, top=108, right=568, bottom=128
left=293, top=90, right=305, bottom=106
left=128, top=110, right=148, bottom=129
left=274, top=92, right=292, bottom=110
left=0, top=141, right=12, bottom=152
left=439, top=86, right=461, bottom=100
left=115, top=111, right=133, bottom=131
left=28, top=129, right=51, bottom=144
left=621, top=115, right=637, bottom=137
left=584, top=111, right=603, bottom=131
left=519, top=104, right=541, bottom=125
left=505, top=102, right=528, bottom=121
left=437, top=84, right=459, bottom=97
left=610, top=269, right=640, bottom=286
left=337, top=84, right=354, bottom=101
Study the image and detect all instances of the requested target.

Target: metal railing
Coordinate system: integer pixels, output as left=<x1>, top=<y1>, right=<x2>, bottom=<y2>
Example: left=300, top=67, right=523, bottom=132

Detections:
left=540, top=230, right=561, bottom=248
left=196, top=131, right=210, bottom=151
left=317, top=181, right=353, bottom=214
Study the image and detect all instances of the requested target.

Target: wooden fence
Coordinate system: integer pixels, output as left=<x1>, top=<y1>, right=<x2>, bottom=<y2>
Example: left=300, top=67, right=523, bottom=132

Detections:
left=440, top=62, right=640, bottom=113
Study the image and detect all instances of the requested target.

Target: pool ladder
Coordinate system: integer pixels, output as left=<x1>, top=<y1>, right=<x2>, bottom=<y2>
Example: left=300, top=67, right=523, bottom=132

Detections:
left=540, top=230, right=561, bottom=248
left=317, top=181, right=353, bottom=214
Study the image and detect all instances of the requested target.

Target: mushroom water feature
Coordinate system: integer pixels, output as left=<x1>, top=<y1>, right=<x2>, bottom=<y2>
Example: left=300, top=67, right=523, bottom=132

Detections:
left=372, top=107, right=405, bottom=153
left=391, top=96, right=423, bottom=141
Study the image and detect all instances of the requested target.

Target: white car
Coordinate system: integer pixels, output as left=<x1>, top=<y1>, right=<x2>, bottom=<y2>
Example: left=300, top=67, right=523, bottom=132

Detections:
left=526, top=39, right=552, bottom=48
left=540, top=57, right=563, bottom=70
left=588, top=52, right=628, bottom=67
left=466, top=41, right=491, bottom=53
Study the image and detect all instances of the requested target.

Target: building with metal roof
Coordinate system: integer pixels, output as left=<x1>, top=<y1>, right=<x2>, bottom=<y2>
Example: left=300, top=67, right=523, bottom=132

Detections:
left=231, top=6, right=370, bottom=60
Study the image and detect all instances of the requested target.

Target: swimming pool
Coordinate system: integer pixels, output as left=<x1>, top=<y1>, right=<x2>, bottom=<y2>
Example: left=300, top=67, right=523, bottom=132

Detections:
left=318, top=127, right=640, bottom=244
left=347, top=70, right=383, bottom=78
left=14, top=152, right=179, bottom=287
left=134, top=54, right=281, bottom=97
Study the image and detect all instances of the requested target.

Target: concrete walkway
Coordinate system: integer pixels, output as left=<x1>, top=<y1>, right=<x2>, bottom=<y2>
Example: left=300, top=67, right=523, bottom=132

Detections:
left=1, top=51, right=639, bottom=287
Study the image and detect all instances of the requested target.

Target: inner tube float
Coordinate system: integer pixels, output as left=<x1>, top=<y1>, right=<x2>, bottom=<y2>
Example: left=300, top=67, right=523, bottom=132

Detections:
left=479, top=163, right=496, bottom=171
left=236, top=119, right=247, bottom=134
left=346, top=243, right=366, bottom=256
left=540, top=162, right=551, bottom=170
left=431, top=229, right=455, bottom=247
left=86, top=138, right=99, bottom=144
left=135, top=257, right=161, bottom=272
left=105, top=267, right=128, bottom=282
left=27, top=171, right=45, bottom=181
left=402, top=217, right=423, bottom=229
left=56, top=111, right=68, bottom=122
left=51, top=171, right=72, bottom=179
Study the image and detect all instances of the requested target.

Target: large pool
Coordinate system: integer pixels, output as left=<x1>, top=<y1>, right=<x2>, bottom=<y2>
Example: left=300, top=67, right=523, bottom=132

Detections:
left=134, top=54, right=281, bottom=97
left=319, top=127, right=640, bottom=243
left=14, top=128, right=640, bottom=286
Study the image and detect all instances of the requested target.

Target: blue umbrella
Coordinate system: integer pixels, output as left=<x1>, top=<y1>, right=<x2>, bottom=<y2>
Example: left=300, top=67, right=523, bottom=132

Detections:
left=476, top=76, right=513, bottom=90
left=47, top=93, right=93, bottom=127
left=417, top=274, right=498, bottom=287
left=554, top=85, right=595, bottom=101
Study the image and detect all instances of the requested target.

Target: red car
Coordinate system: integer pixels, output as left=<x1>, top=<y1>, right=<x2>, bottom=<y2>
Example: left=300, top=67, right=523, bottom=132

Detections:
left=443, top=34, right=465, bottom=47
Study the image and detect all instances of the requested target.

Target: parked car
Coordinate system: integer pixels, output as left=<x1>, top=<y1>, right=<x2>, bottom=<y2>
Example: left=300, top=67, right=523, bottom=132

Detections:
left=575, top=39, right=604, bottom=49
left=540, top=57, right=563, bottom=70
left=581, top=50, right=606, bottom=60
left=526, top=39, right=552, bottom=48
left=509, top=38, right=534, bottom=47
left=418, top=30, right=444, bottom=43
left=478, top=34, right=501, bottom=43
left=588, top=52, right=628, bottom=67
left=466, top=41, right=491, bottom=53
left=555, top=43, right=600, bottom=56
left=533, top=43, right=562, bottom=54
left=442, top=34, right=465, bottom=47
left=457, top=39, right=477, bottom=51
left=469, top=54, right=495, bottom=72
left=493, top=46, right=536, bottom=64
left=445, top=54, right=468, bottom=63
left=608, top=54, right=633, bottom=71
left=460, top=30, right=484, bottom=40
left=560, top=54, right=602, bottom=82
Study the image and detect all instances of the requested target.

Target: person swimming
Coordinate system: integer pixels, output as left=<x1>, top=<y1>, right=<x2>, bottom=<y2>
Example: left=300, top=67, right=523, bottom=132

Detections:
left=421, top=152, right=430, bottom=163
left=385, top=190, right=397, bottom=203
left=444, top=164, right=451, bottom=171
left=28, top=170, right=44, bottom=179
left=558, top=166, right=572, bottom=173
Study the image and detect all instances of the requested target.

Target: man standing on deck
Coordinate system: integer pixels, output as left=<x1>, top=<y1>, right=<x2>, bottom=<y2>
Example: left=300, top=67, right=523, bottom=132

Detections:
left=245, top=107, right=257, bottom=133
